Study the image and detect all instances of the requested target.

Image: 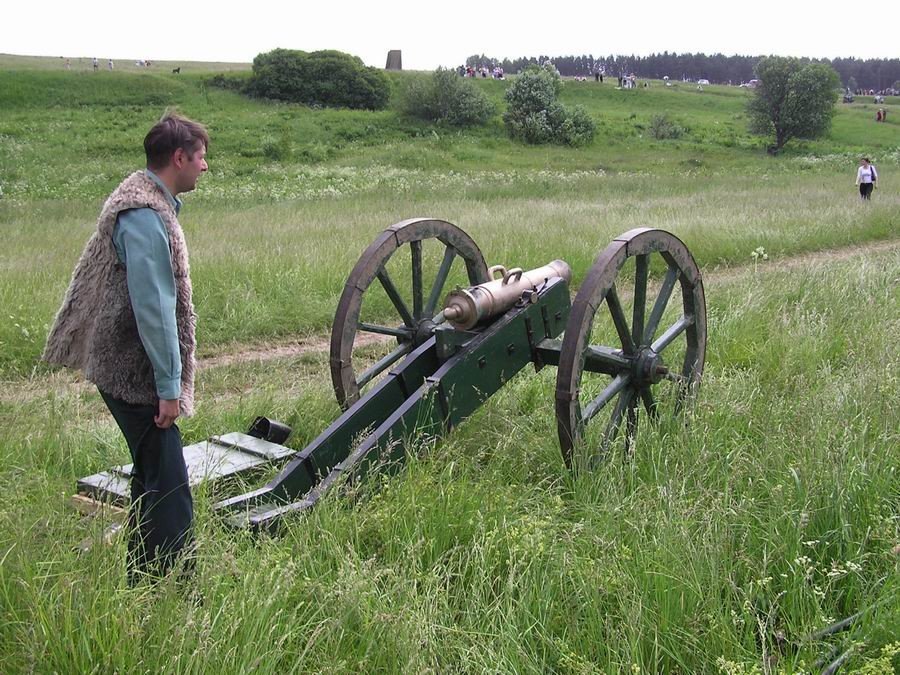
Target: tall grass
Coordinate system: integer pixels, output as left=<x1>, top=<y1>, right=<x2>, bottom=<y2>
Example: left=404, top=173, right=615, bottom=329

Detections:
left=0, top=248, right=897, bottom=672
left=2, top=174, right=897, bottom=378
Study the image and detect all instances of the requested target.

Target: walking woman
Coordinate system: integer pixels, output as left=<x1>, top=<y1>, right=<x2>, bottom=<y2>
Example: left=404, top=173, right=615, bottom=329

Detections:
left=856, top=157, right=878, bottom=200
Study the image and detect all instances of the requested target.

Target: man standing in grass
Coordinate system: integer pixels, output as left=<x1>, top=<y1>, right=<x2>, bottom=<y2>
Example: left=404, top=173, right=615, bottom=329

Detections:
left=43, top=112, right=208, bottom=583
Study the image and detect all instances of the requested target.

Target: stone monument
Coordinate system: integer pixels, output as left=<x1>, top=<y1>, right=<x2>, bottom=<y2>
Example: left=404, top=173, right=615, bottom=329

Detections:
left=385, top=50, right=402, bottom=71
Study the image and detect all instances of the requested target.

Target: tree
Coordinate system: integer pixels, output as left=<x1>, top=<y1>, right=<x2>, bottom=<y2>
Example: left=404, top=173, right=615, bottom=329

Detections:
left=747, top=57, right=840, bottom=154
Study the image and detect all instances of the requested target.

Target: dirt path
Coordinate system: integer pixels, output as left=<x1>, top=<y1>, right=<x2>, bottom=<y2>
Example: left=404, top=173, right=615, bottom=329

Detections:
left=4, top=237, right=898, bottom=404
left=704, top=237, right=900, bottom=287
left=199, top=332, right=386, bottom=369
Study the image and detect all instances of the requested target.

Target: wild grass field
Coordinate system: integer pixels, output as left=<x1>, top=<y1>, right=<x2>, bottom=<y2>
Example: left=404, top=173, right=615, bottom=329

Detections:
left=0, top=55, right=898, bottom=673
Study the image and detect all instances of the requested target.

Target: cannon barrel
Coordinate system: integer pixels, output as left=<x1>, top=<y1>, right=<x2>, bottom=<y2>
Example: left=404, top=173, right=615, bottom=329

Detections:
left=441, top=260, right=572, bottom=330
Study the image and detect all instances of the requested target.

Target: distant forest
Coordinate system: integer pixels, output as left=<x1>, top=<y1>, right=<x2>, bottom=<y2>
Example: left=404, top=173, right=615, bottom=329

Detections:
left=463, top=52, right=900, bottom=90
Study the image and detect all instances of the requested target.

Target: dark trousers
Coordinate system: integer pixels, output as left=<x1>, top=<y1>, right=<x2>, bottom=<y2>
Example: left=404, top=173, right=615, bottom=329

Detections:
left=99, top=390, right=193, bottom=582
left=859, top=183, right=874, bottom=199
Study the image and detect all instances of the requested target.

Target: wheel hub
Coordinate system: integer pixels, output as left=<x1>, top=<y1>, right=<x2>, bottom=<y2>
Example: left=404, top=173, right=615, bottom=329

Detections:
left=633, top=348, right=668, bottom=385
left=411, top=318, right=436, bottom=346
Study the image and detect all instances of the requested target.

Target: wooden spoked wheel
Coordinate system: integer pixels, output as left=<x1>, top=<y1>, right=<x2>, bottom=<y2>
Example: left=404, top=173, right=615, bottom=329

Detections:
left=555, top=228, right=706, bottom=468
left=330, top=218, right=490, bottom=409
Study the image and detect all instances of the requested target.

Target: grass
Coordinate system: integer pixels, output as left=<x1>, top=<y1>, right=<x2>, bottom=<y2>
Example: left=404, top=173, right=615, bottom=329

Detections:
left=1, top=248, right=897, bottom=672
left=0, top=54, right=897, bottom=672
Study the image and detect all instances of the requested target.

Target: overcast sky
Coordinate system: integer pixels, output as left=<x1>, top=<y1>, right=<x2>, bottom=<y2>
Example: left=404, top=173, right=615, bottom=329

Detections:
left=5, top=0, right=898, bottom=70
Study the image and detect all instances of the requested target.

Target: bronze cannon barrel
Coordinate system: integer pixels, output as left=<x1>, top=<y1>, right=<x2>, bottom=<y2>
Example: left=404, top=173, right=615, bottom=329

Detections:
left=441, top=260, right=572, bottom=330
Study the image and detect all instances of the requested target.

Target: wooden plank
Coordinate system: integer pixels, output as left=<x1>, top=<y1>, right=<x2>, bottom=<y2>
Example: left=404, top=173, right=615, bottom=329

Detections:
left=70, top=493, right=128, bottom=520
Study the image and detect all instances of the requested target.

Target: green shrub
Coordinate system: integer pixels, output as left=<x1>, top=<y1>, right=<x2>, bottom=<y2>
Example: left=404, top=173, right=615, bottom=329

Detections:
left=648, top=113, right=686, bottom=140
left=248, top=48, right=391, bottom=110
left=403, top=68, right=495, bottom=126
left=504, top=65, right=561, bottom=118
left=503, top=65, right=595, bottom=146
left=556, top=105, right=596, bottom=146
left=205, top=72, right=250, bottom=92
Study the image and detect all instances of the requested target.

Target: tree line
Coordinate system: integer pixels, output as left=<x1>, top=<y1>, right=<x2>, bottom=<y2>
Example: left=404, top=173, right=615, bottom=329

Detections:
left=464, top=52, right=900, bottom=90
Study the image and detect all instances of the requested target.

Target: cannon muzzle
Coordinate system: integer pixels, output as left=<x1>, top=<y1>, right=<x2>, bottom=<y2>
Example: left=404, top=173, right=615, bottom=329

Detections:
left=441, top=260, right=572, bottom=330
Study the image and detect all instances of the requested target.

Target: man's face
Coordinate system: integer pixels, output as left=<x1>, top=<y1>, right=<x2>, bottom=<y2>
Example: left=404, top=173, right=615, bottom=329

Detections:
left=173, top=142, right=208, bottom=194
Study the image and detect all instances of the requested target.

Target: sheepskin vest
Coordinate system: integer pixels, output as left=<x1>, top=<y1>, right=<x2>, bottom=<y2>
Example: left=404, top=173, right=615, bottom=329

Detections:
left=43, top=171, right=197, bottom=415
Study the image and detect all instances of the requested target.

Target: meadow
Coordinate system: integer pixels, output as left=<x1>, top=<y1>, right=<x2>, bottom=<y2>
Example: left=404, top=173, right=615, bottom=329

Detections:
left=0, top=55, right=897, bottom=673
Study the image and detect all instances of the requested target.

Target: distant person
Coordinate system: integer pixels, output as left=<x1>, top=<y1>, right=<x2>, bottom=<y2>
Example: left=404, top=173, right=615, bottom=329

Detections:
left=93, top=57, right=98, bottom=72
left=855, top=157, right=878, bottom=200
left=108, top=58, right=114, bottom=71
left=43, top=113, right=209, bottom=584
left=876, top=109, right=883, bottom=122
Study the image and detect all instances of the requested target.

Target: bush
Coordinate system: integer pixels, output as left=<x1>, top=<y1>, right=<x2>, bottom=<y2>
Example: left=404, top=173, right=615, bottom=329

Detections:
left=503, top=65, right=595, bottom=146
left=557, top=105, right=596, bottom=146
left=504, top=65, right=562, bottom=117
left=205, top=73, right=250, bottom=92
left=403, top=68, right=495, bottom=126
left=247, top=48, right=391, bottom=110
left=648, top=113, right=686, bottom=140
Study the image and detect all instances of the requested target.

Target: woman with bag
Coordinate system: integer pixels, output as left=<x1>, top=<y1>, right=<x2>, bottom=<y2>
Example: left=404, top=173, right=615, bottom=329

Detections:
left=856, top=157, right=878, bottom=200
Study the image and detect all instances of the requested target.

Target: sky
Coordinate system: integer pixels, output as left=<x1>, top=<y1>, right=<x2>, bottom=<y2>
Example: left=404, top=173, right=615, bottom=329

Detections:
left=4, top=0, right=898, bottom=70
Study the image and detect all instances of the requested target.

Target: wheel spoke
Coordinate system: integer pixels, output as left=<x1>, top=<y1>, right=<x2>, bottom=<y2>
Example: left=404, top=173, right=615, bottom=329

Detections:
left=651, top=316, right=693, bottom=354
left=583, top=373, right=632, bottom=424
left=377, top=268, right=415, bottom=328
left=606, top=284, right=636, bottom=354
left=600, top=387, right=635, bottom=454
left=640, top=387, right=658, bottom=420
left=411, top=240, right=424, bottom=320
left=357, top=343, right=412, bottom=387
left=425, top=246, right=457, bottom=316
left=643, top=266, right=679, bottom=344
left=358, top=322, right=412, bottom=339
left=632, top=254, right=649, bottom=348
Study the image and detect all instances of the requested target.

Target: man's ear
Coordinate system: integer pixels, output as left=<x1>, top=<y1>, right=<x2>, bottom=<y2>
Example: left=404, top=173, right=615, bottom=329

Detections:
left=172, top=147, right=186, bottom=169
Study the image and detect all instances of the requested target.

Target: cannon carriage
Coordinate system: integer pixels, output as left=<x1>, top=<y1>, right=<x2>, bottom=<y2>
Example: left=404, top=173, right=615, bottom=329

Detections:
left=77, top=219, right=706, bottom=531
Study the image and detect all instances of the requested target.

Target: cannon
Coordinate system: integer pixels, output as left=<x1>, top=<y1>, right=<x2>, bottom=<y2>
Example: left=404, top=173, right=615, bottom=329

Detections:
left=74, top=218, right=705, bottom=529
left=212, top=218, right=707, bottom=530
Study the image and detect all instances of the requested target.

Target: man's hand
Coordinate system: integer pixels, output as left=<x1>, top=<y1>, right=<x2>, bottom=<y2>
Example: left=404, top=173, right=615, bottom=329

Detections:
left=155, top=399, right=180, bottom=429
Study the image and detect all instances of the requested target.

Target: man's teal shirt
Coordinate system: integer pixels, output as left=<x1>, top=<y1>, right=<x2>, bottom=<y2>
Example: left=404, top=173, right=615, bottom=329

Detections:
left=112, top=170, right=183, bottom=401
